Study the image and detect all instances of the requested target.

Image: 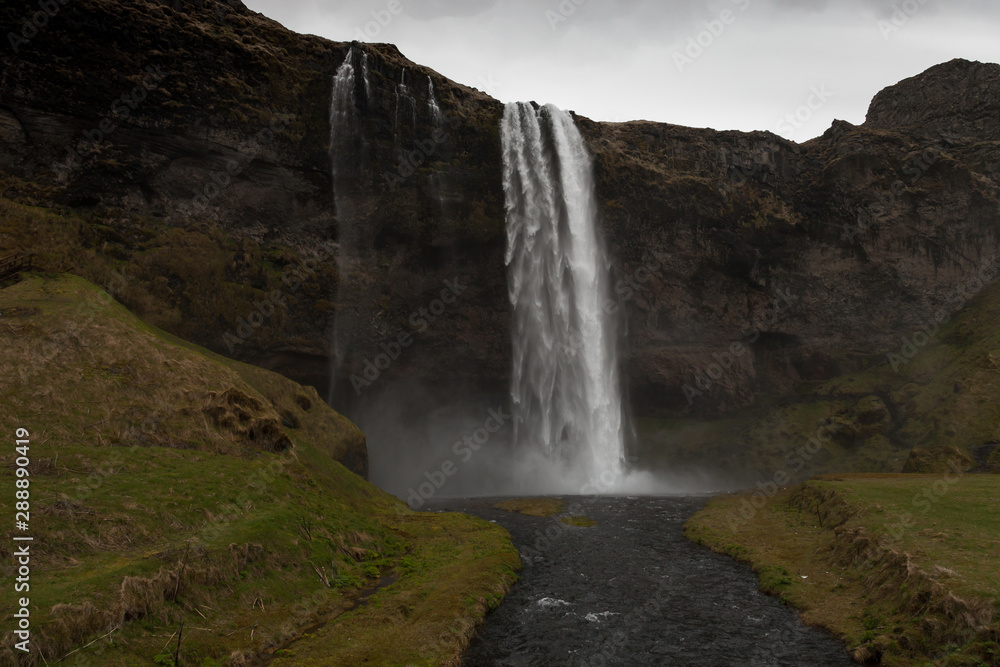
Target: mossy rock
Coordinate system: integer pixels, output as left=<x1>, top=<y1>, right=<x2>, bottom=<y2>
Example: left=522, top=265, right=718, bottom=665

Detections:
left=853, top=395, right=891, bottom=426
left=987, top=446, right=1000, bottom=473
left=829, top=395, right=892, bottom=447
left=493, top=498, right=564, bottom=517
left=560, top=516, right=597, bottom=527
left=901, top=446, right=977, bottom=473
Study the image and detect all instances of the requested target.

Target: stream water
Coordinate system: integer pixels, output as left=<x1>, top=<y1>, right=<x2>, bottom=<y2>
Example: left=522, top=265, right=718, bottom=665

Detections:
left=429, top=496, right=856, bottom=667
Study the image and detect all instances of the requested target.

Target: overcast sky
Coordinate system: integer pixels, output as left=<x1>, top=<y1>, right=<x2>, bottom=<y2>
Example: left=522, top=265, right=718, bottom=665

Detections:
left=242, top=0, right=1000, bottom=142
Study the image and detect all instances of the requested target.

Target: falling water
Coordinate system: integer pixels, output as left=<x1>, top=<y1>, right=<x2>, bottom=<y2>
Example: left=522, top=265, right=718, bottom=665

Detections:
left=330, top=48, right=357, bottom=181
left=427, top=76, right=443, bottom=127
left=361, top=51, right=371, bottom=104
left=394, top=68, right=416, bottom=145
left=328, top=48, right=362, bottom=405
left=501, top=102, right=625, bottom=489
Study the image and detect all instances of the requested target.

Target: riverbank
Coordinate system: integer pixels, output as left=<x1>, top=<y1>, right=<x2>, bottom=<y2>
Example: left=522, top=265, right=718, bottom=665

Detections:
left=686, top=474, right=1000, bottom=666
left=438, top=496, right=855, bottom=666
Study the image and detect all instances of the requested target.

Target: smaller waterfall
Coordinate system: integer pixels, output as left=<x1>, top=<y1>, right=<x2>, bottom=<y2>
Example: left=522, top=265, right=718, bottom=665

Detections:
left=330, top=48, right=357, bottom=181
left=361, top=51, right=371, bottom=103
left=427, top=76, right=443, bottom=127
left=328, top=48, right=364, bottom=405
left=394, top=68, right=416, bottom=145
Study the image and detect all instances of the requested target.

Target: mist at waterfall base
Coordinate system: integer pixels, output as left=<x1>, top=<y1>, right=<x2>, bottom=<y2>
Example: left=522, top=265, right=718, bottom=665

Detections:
left=356, top=378, right=719, bottom=504
left=327, top=50, right=718, bottom=500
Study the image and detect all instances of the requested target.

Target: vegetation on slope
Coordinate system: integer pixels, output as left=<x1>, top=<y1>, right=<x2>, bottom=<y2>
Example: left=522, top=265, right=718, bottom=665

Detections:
left=0, top=273, right=519, bottom=666
left=0, top=188, right=340, bottom=379
left=640, top=273, right=1000, bottom=485
left=687, top=475, right=1000, bottom=666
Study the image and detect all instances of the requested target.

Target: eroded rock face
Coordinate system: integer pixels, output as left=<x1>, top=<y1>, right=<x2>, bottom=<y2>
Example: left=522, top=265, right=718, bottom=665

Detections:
left=866, top=58, right=1000, bottom=141
left=578, top=102, right=1000, bottom=415
left=901, top=446, right=976, bottom=474
left=2, top=0, right=999, bottom=422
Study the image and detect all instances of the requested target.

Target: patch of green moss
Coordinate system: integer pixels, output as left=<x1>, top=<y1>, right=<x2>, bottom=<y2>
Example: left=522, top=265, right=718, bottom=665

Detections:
left=640, top=278, right=1000, bottom=481
left=560, top=516, right=597, bottom=527
left=493, top=498, right=564, bottom=517
left=0, top=194, right=328, bottom=362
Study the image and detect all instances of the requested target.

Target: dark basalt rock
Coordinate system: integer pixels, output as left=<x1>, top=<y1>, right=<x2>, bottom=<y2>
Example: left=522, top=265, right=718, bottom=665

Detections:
left=2, top=0, right=999, bottom=426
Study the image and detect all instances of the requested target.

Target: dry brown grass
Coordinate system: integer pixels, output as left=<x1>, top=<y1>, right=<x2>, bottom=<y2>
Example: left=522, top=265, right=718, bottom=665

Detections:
left=203, top=388, right=293, bottom=453
left=333, top=531, right=376, bottom=561
left=0, top=273, right=303, bottom=462
left=119, top=571, right=176, bottom=622
left=0, top=539, right=283, bottom=665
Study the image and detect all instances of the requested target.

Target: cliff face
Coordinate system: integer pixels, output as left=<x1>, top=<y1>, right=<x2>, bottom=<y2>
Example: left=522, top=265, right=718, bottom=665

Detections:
left=2, top=0, right=999, bottom=424
left=0, top=0, right=509, bottom=409
left=579, top=70, right=1000, bottom=415
left=865, top=58, right=1000, bottom=141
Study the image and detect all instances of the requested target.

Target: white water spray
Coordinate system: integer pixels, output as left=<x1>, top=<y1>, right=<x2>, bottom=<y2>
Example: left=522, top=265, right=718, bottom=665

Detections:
left=427, top=76, right=443, bottom=127
left=361, top=51, right=371, bottom=103
left=501, top=102, right=626, bottom=491
left=330, top=49, right=359, bottom=166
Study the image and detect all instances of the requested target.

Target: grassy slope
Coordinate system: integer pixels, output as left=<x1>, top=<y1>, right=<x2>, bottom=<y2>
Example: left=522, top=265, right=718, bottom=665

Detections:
left=640, top=276, right=1000, bottom=483
left=0, top=274, right=519, bottom=666
left=686, top=475, right=1000, bottom=666
left=0, top=187, right=339, bottom=365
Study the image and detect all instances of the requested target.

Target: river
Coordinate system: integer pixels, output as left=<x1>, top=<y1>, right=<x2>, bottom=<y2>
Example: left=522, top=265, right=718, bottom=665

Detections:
left=428, top=496, right=856, bottom=667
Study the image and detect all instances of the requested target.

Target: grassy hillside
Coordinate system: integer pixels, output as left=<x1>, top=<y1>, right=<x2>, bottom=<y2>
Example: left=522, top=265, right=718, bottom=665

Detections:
left=0, top=273, right=519, bottom=666
left=687, top=475, right=1000, bottom=666
left=0, top=186, right=339, bottom=368
left=640, top=275, right=1000, bottom=484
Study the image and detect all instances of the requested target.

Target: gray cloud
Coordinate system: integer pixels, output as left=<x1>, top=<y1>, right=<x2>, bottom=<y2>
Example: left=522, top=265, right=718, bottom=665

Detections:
left=404, top=0, right=500, bottom=20
left=246, top=0, right=1000, bottom=140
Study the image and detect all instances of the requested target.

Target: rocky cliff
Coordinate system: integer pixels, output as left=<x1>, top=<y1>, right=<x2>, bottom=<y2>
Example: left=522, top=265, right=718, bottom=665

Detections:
left=2, top=0, right=999, bottom=432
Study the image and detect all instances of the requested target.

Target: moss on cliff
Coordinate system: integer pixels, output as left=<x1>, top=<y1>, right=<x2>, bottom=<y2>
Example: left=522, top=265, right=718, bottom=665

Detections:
left=641, top=275, right=1000, bottom=483
left=0, top=190, right=337, bottom=368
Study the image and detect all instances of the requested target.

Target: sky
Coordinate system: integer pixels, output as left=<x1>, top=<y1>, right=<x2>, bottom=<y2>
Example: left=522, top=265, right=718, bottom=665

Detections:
left=241, top=0, right=1000, bottom=142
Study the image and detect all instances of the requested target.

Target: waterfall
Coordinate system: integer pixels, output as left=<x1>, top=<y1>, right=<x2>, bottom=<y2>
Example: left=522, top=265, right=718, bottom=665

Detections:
left=361, top=51, right=371, bottom=104
left=328, top=48, right=363, bottom=405
left=330, top=48, right=357, bottom=182
left=394, top=68, right=416, bottom=145
left=427, top=76, right=443, bottom=127
left=426, top=76, right=448, bottom=213
left=501, top=102, right=625, bottom=488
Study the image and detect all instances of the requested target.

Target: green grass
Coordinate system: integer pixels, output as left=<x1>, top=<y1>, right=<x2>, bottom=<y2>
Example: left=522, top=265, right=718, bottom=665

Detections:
left=493, top=498, right=565, bottom=517
left=686, top=474, right=1000, bottom=666
left=0, top=274, right=519, bottom=666
left=814, top=474, right=1000, bottom=603
left=559, top=516, right=597, bottom=528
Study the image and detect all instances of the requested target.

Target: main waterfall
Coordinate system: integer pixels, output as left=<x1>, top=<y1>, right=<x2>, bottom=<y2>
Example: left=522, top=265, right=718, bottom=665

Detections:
left=501, top=102, right=625, bottom=489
